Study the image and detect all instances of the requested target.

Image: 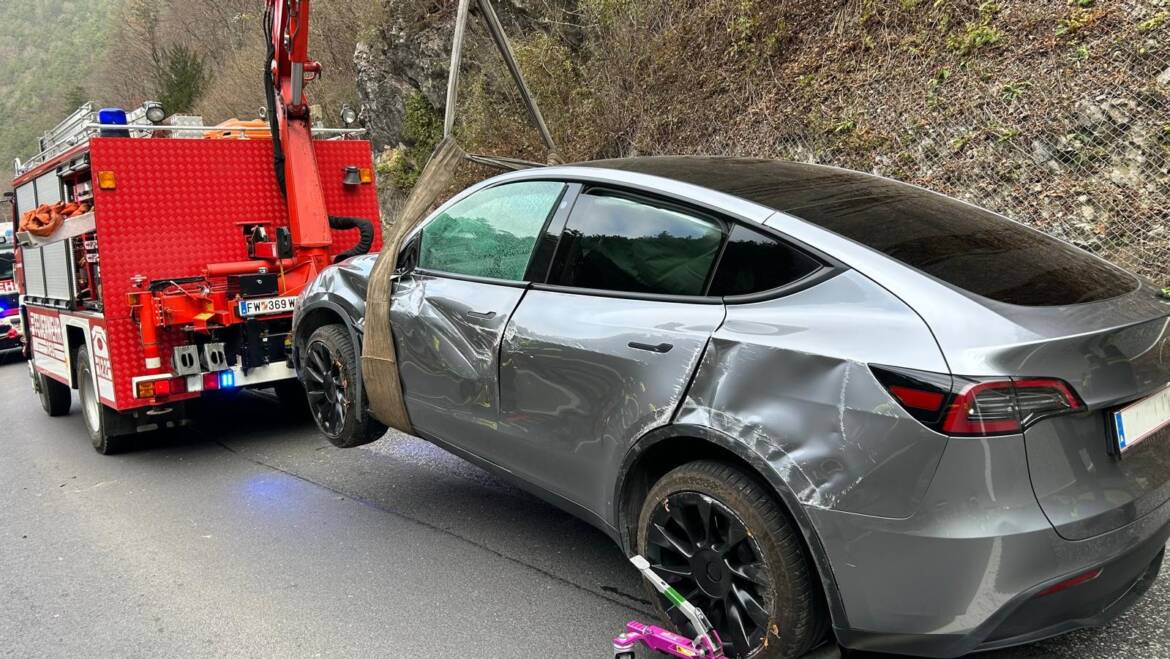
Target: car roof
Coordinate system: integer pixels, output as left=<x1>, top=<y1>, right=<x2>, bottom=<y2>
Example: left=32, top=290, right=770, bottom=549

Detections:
left=574, top=155, right=910, bottom=220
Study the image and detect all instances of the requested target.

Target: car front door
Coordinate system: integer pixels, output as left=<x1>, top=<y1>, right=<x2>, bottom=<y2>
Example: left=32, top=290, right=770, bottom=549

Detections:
left=497, top=188, right=728, bottom=517
left=391, top=180, right=567, bottom=451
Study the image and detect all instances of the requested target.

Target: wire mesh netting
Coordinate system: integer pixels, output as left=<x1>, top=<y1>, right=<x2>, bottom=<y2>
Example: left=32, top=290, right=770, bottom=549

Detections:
left=769, top=3, right=1170, bottom=286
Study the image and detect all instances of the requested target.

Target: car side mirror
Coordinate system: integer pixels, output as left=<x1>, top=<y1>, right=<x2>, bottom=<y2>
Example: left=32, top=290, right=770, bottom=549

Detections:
left=395, top=234, right=420, bottom=275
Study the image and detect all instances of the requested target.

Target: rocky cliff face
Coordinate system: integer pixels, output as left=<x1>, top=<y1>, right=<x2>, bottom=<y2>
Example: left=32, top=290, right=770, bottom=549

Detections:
left=354, top=0, right=560, bottom=151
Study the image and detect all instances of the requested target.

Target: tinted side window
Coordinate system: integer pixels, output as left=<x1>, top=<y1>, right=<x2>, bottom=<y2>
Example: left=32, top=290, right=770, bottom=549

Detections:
left=708, top=225, right=821, bottom=296
left=420, top=181, right=565, bottom=281
left=549, top=192, right=723, bottom=296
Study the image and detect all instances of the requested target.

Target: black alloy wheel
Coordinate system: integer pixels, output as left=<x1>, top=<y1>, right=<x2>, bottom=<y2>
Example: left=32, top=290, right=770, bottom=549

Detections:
left=300, top=324, right=386, bottom=448
left=645, top=491, right=772, bottom=657
left=303, top=338, right=348, bottom=436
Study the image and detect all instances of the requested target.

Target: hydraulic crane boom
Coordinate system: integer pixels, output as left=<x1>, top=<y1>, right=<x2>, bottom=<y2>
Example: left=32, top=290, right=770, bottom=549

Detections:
left=265, top=0, right=332, bottom=273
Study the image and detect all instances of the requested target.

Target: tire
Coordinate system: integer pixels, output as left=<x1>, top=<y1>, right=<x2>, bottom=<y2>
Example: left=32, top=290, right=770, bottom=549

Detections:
left=77, top=346, right=129, bottom=455
left=301, top=324, right=385, bottom=448
left=36, top=371, right=72, bottom=417
left=636, top=460, right=826, bottom=659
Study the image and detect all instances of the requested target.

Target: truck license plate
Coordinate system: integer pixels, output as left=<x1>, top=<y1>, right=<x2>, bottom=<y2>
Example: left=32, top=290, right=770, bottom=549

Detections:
left=238, top=295, right=297, bottom=318
left=1114, top=385, right=1170, bottom=454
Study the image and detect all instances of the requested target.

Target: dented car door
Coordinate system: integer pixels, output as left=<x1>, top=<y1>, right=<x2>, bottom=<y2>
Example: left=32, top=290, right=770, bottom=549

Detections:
left=391, top=180, right=567, bottom=452
left=497, top=188, right=727, bottom=514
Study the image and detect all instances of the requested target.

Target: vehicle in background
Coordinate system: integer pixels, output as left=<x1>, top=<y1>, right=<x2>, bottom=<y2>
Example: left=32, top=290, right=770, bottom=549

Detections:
left=293, top=156, right=1170, bottom=659
left=0, top=216, right=20, bottom=355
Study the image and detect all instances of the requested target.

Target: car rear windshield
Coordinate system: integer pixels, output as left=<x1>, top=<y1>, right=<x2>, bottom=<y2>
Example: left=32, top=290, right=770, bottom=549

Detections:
left=773, top=175, right=1138, bottom=306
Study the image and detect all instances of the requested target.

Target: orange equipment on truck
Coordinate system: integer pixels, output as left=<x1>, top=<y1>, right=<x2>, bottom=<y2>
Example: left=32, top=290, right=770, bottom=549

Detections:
left=13, top=0, right=380, bottom=453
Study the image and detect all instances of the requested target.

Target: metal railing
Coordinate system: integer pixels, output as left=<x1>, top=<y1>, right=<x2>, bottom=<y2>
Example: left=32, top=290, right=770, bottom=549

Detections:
left=14, top=120, right=365, bottom=178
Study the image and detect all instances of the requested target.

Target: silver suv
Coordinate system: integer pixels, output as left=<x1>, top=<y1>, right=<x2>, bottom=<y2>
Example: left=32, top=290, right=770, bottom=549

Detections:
left=292, top=157, right=1170, bottom=659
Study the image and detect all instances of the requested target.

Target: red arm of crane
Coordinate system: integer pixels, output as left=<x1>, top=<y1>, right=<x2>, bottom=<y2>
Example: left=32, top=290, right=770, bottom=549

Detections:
left=267, top=0, right=333, bottom=266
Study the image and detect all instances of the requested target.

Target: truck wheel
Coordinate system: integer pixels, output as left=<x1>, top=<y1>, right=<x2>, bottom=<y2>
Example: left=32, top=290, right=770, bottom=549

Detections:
left=77, top=346, right=128, bottom=455
left=301, top=324, right=385, bottom=448
left=36, top=371, right=71, bottom=417
left=637, top=461, right=827, bottom=659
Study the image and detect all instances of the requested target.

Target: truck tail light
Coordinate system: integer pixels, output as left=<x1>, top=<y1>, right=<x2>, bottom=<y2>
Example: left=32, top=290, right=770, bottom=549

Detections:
left=135, top=377, right=187, bottom=399
left=872, top=366, right=1082, bottom=437
left=202, top=372, right=220, bottom=391
left=135, top=380, right=157, bottom=398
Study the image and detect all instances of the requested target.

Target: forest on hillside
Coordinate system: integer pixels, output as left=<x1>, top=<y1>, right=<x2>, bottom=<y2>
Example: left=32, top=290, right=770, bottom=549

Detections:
left=1, top=0, right=1167, bottom=283
left=0, top=0, right=375, bottom=189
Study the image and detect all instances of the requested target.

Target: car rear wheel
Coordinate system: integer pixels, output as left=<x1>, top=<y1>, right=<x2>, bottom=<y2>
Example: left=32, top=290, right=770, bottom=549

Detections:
left=301, top=324, right=386, bottom=448
left=77, top=346, right=128, bottom=455
left=637, top=460, right=826, bottom=659
left=36, top=371, right=71, bottom=417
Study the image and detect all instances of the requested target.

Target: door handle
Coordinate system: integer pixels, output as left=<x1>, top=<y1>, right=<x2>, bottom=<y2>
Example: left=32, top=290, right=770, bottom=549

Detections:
left=465, top=310, right=497, bottom=320
left=628, top=341, right=673, bottom=353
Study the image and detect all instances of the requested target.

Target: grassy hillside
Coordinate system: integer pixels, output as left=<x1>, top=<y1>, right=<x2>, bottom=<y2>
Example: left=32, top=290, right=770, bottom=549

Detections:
left=0, top=0, right=121, bottom=191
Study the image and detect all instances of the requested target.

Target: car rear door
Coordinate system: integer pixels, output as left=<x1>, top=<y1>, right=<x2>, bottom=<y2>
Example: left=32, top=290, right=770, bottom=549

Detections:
left=391, top=180, right=567, bottom=450
left=497, top=187, right=727, bottom=516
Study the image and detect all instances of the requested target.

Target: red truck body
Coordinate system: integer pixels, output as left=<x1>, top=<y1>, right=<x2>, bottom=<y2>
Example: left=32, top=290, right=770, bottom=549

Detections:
left=13, top=131, right=380, bottom=426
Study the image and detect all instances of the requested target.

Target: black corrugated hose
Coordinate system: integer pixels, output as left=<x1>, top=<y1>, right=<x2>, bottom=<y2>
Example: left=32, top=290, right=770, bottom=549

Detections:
left=328, top=216, right=375, bottom=263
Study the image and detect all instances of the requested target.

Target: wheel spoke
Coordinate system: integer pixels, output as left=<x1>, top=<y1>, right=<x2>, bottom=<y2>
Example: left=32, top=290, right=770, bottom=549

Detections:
left=648, top=521, right=695, bottom=559
left=731, top=583, right=770, bottom=628
left=303, top=364, right=325, bottom=384
left=668, top=499, right=700, bottom=545
left=718, top=519, right=748, bottom=556
left=695, top=495, right=715, bottom=546
left=728, top=561, right=769, bottom=588
left=725, top=600, right=753, bottom=657
left=653, top=563, right=694, bottom=579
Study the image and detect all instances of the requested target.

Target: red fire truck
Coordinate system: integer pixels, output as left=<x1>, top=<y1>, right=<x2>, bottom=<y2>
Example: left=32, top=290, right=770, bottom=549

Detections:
left=11, top=0, right=381, bottom=453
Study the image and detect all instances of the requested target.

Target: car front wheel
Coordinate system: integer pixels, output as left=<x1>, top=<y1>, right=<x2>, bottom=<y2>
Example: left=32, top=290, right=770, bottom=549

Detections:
left=301, top=324, right=386, bottom=448
left=637, top=460, right=827, bottom=659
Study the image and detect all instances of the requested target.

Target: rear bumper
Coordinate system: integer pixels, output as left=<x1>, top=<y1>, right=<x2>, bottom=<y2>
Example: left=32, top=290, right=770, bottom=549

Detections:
left=833, top=526, right=1167, bottom=657
left=809, top=435, right=1170, bottom=658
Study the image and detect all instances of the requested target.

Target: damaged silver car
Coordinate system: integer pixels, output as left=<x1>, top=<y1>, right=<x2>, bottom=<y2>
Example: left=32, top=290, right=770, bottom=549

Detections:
left=292, top=157, right=1170, bottom=659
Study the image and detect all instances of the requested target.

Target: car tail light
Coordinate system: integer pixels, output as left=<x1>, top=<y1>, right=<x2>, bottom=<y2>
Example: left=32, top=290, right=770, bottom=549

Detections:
left=872, top=366, right=1082, bottom=437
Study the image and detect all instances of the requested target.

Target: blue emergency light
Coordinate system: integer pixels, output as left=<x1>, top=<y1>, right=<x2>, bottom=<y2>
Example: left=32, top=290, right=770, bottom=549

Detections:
left=218, top=370, right=236, bottom=389
left=98, top=108, right=131, bottom=138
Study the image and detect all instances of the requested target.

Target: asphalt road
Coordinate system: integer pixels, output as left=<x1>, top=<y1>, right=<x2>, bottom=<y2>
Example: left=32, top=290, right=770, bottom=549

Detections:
left=1, top=354, right=1168, bottom=658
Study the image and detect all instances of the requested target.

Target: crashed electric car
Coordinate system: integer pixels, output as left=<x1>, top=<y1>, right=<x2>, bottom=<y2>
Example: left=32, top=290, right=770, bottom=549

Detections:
left=291, top=156, right=1170, bottom=659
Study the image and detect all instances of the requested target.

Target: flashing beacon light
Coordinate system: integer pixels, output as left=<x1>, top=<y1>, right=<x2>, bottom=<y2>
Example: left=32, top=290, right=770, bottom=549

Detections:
left=98, top=108, right=131, bottom=138
left=218, top=370, right=236, bottom=389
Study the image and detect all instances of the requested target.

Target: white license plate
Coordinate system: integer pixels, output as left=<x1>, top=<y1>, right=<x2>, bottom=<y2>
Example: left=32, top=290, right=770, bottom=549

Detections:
left=237, top=295, right=297, bottom=317
left=1114, top=385, right=1170, bottom=453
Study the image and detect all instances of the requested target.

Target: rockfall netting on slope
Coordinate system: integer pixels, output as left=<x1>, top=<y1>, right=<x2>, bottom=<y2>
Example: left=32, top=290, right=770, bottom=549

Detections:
left=357, top=0, right=1170, bottom=285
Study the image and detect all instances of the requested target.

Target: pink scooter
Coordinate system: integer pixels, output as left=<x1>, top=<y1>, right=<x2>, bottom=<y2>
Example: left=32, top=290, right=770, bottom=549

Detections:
left=613, top=555, right=725, bottom=658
